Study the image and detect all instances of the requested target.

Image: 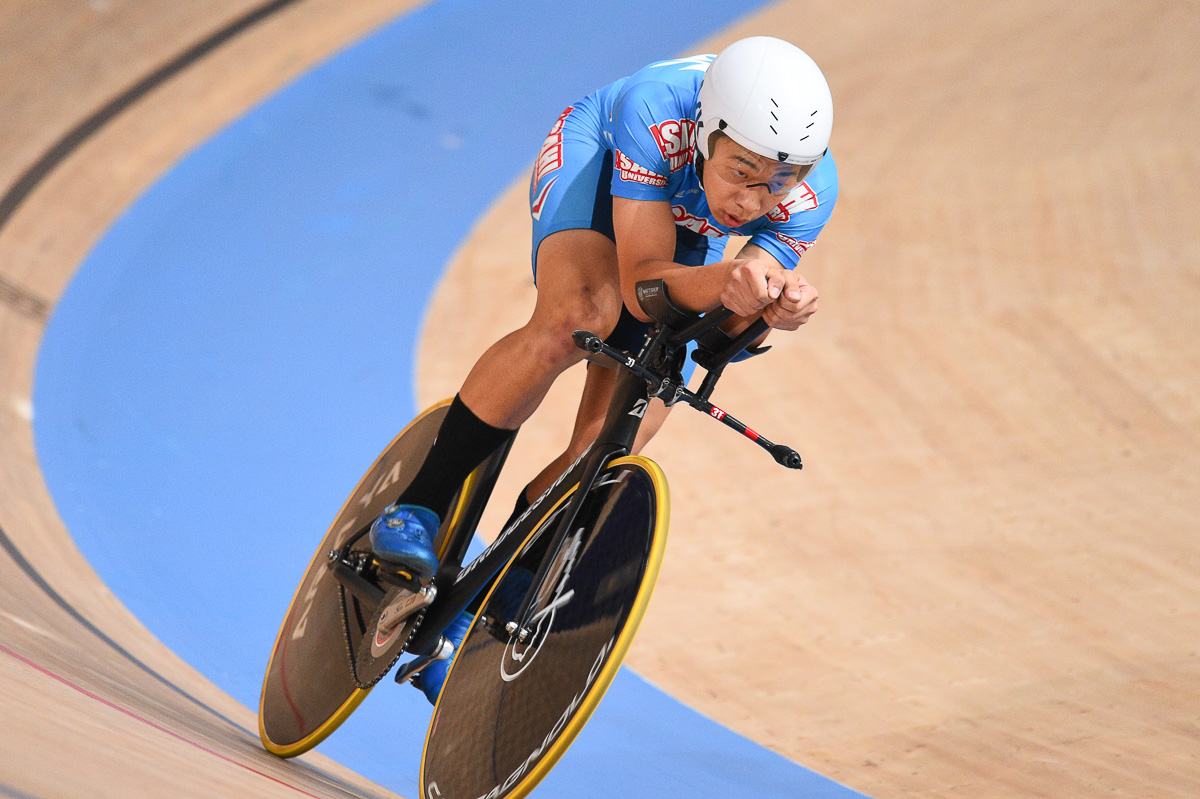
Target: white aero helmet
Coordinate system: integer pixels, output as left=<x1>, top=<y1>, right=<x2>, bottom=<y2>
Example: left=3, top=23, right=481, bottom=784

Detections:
left=697, top=36, right=832, bottom=169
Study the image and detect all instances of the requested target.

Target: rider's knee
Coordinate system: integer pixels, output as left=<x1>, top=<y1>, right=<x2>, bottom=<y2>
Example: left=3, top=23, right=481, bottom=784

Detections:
left=529, top=290, right=621, bottom=365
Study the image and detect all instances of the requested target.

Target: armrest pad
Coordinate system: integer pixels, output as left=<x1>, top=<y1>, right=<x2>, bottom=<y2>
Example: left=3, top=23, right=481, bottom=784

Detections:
left=634, top=280, right=700, bottom=330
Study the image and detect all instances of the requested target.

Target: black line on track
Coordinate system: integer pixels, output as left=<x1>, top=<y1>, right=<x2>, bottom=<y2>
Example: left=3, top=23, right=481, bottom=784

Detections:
left=0, top=4, right=398, bottom=796
left=0, top=521, right=251, bottom=735
left=0, top=0, right=309, bottom=736
left=0, top=274, right=49, bottom=322
left=0, top=0, right=306, bottom=237
left=0, top=520, right=392, bottom=799
left=0, top=782, right=42, bottom=799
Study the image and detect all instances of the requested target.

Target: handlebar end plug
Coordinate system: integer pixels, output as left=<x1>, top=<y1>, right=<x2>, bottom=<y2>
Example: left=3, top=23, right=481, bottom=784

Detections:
left=572, top=330, right=605, bottom=353
left=770, top=444, right=803, bottom=470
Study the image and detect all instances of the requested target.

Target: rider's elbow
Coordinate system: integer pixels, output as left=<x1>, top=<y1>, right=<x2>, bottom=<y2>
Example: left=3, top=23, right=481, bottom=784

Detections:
left=618, top=261, right=657, bottom=323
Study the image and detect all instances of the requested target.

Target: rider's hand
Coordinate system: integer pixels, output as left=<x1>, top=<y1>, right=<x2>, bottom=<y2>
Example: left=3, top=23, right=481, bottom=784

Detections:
left=762, top=270, right=819, bottom=330
left=720, top=258, right=788, bottom=317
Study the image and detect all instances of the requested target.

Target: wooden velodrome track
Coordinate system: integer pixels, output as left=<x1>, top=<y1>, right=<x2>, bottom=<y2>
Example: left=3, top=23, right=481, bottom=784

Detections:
left=1, top=1, right=1197, bottom=797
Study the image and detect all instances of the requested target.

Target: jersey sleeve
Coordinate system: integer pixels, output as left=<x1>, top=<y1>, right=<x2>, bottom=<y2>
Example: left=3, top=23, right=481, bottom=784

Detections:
left=608, top=81, right=678, bottom=202
left=747, top=154, right=840, bottom=269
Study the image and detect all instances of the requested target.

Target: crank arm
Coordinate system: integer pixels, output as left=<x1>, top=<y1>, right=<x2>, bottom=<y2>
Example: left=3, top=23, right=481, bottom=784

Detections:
left=393, top=635, right=455, bottom=685
left=376, top=584, right=437, bottom=636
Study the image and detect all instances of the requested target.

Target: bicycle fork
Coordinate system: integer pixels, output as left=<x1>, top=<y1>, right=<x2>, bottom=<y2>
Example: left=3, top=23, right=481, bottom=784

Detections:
left=506, top=363, right=650, bottom=642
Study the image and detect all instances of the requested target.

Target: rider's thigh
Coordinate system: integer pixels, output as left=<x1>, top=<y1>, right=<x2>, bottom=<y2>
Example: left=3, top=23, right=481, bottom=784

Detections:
left=528, top=229, right=624, bottom=349
left=631, top=398, right=671, bottom=454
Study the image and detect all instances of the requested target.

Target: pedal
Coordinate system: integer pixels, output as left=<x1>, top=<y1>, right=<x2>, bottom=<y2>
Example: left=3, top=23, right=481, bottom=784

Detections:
left=328, top=549, right=386, bottom=606
left=376, top=563, right=424, bottom=593
left=394, top=635, right=454, bottom=685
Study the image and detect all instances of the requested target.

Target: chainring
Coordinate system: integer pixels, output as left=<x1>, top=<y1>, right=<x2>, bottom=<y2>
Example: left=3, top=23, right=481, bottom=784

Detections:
left=344, top=585, right=427, bottom=689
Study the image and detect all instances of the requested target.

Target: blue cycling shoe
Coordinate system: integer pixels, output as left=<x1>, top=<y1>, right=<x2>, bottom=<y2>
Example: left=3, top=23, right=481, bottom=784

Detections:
left=413, top=610, right=473, bottom=705
left=369, top=503, right=440, bottom=579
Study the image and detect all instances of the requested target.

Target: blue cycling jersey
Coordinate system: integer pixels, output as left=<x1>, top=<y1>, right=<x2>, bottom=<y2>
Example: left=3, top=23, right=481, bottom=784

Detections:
left=582, top=54, right=839, bottom=269
left=525, top=54, right=839, bottom=373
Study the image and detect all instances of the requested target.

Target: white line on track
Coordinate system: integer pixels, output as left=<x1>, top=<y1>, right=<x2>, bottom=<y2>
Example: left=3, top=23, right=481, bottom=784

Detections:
left=0, top=611, right=57, bottom=641
left=10, top=396, right=32, bottom=421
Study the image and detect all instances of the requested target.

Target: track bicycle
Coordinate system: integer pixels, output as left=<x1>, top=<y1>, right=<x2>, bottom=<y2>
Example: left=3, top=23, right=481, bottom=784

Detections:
left=259, top=279, right=803, bottom=799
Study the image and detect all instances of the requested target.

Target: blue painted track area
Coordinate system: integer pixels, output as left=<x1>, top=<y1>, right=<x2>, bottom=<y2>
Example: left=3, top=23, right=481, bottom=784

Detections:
left=34, top=1, right=867, bottom=796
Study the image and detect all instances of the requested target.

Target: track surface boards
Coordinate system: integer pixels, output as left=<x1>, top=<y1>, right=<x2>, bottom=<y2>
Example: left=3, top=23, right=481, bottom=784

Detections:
left=0, top=2, right=422, bottom=797
left=2, top=1, right=1198, bottom=798
left=418, top=3, right=1200, bottom=797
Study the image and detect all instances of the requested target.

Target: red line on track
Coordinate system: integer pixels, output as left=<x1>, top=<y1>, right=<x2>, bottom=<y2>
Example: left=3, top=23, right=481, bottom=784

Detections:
left=0, top=641, right=325, bottom=798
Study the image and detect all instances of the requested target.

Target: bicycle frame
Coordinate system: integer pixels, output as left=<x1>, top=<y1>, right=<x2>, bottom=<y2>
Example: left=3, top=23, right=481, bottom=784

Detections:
left=403, top=353, right=651, bottom=658
left=334, top=280, right=801, bottom=669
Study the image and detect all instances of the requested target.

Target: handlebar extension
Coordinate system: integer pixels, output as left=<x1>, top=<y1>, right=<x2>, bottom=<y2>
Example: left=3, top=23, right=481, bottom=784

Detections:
left=572, top=327, right=802, bottom=470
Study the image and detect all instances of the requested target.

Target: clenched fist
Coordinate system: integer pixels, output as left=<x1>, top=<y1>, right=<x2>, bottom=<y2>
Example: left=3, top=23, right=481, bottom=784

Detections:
left=721, top=258, right=819, bottom=330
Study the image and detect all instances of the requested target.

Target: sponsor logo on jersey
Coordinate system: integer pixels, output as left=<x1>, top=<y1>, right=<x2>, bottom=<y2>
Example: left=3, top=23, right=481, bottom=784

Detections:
left=774, top=231, right=815, bottom=258
left=531, top=177, right=557, bottom=220
left=533, top=106, right=573, bottom=189
left=766, top=182, right=819, bottom=223
left=615, top=150, right=668, bottom=188
left=671, top=205, right=727, bottom=238
left=649, top=118, right=695, bottom=172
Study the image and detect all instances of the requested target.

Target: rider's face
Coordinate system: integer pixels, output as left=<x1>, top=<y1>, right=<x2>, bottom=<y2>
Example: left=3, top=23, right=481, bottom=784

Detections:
left=702, top=134, right=808, bottom=228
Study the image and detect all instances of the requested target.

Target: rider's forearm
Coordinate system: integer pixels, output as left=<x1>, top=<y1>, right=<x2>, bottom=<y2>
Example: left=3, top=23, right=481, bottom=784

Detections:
left=621, top=257, right=738, bottom=319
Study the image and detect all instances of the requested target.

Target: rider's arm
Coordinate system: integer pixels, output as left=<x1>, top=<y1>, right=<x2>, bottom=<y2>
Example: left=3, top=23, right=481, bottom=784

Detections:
left=612, top=196, right=786, bottom=322
left=611, top=197, right=817, bottom=329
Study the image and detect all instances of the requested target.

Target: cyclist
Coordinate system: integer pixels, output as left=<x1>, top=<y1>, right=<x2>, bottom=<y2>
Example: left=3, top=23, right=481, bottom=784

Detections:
left=372, top=36, right=838, bottom=703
